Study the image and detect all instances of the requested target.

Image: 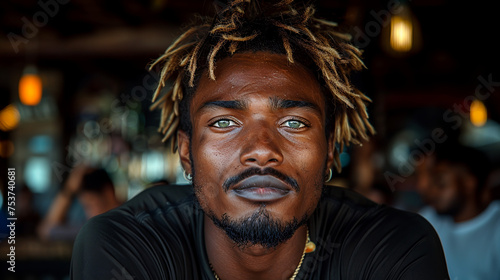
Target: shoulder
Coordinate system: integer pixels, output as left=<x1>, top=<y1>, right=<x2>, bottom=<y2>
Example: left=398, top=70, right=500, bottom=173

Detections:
left=312, top=186, right=380, bottom=227
left=77, top=184, right=198, bottom=233
left=310, top=186, right=449, bottom=280
left=466, top=200, right=500, bottom=235
left=321, top=185, right=378, bottom=207
left=487, top=200, right=500, bottom=218
left=71, top=184, right=205, bottom=279
left=315, top=186, right=442, bottom=242
left=348, top=207, right=448, bottom=279
left=120, top=183, right=196, bottom=213
left=78, top=183, right=199, bottom=235
left=317, top=186, right=439, bottom=228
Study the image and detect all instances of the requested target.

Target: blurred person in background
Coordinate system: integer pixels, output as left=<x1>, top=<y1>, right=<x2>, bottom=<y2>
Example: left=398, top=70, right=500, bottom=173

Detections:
left=349, top=139, right=393, bottom=205
left=16, top=184, right=41, bottom=237
left=38, top=165, right=121, bottom=241
left=417, top=144, right=499, bottom=280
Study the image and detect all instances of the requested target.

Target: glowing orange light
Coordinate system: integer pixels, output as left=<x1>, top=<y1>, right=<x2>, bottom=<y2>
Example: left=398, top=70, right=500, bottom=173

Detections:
left=390, top=15, right=413, bottom=52
left=470, top=99, right=487, bottom=127
left=0, top=104, right=20, bottom=131
left=19, top=69, right=42, bottom=106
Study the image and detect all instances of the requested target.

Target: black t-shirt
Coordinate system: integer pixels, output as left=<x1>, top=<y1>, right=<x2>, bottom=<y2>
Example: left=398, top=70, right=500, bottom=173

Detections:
left=70, top=185, right=449, bottom=279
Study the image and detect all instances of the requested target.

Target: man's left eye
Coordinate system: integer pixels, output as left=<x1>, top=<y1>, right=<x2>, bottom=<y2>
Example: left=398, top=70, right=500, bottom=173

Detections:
left=282, top=120, right=306, bottom=129
left=212, top=119, right=237, bottom=128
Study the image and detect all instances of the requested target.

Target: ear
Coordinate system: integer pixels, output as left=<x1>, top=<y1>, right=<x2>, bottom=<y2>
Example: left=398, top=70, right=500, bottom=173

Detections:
left=177, top=130, right=192, bottom=175
left=326, top=132, right=335, bottom=172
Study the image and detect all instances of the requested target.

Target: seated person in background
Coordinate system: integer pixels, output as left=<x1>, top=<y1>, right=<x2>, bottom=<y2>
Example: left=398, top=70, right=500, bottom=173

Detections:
left=417, top=144, right=499, bottom=280
left=38, top=165, right=121, bottom=241
left=71, top=1, right=449, bottom=279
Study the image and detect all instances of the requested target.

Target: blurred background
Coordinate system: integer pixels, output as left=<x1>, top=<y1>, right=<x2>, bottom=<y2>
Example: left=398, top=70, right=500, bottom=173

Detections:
left=0, top=0, right=499, bottom=279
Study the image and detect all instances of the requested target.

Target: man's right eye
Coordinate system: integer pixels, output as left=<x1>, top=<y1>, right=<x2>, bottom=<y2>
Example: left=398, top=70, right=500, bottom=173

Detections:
left=211, top=119, right=237, bottom=128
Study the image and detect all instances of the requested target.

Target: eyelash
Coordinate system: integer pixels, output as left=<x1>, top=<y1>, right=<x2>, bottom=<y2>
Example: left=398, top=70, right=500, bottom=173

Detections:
left=280, top=117, right=310, bottom=129
left=209, top=117, right=239, bottom=128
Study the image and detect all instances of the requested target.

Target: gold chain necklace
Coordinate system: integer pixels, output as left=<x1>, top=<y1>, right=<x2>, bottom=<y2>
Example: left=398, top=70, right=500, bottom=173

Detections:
left=210, top=229, right=316, bottom=280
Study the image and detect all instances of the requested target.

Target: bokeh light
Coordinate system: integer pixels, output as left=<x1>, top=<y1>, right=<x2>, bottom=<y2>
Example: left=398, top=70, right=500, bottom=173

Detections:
left=470, top=99, right=487, bottom=127
left=0, top=104, right=20, bottom=131
left=390, top=15, right=413, bottom=52
left=19, top=68, right=43, bottom=106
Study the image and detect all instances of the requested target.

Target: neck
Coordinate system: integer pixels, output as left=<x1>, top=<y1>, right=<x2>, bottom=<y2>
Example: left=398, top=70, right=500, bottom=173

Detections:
left=204, top=215, right=307, bottom=280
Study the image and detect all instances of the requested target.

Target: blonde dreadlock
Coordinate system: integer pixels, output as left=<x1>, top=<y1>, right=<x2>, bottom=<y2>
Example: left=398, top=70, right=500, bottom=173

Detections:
left=150, top=0, right=374, bottom=172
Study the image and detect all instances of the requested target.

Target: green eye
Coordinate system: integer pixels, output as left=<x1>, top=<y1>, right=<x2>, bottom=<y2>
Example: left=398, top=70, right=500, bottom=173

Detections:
left=213, top=119, right=236, bottom=128
left=284, top=120, right=305, bottom=129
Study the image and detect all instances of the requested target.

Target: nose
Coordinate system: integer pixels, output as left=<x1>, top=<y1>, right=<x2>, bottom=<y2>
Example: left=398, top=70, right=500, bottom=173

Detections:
left=239, top=122, right=283, bottom=167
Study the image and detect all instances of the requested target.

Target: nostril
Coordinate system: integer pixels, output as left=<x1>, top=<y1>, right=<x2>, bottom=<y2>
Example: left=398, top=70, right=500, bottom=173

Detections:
left=239, top=133, right=284, bottom=166
left=244, top=157, right=278, bottom=165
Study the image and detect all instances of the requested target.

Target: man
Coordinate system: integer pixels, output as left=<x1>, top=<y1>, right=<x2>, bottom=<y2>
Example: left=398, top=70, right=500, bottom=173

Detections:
left=71, top=1, right=449, bottom=279
left=418, top=144, right=500, bottom=280
left=38, top=165, right=121, bottom=241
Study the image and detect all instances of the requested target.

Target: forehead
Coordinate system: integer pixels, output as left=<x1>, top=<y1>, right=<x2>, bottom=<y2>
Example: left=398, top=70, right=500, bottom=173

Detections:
left=192, top=52, right=324, bottom=108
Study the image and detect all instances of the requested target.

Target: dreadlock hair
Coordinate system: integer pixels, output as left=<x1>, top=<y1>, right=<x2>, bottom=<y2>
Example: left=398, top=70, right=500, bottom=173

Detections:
left=150, top=0, right=374, bottom=172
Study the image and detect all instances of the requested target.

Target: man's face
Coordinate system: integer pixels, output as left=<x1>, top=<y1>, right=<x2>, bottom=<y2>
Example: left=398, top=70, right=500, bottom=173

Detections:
left=427, top=162, right=465, bottom=216
left=178, top=52, right=334, bottom=247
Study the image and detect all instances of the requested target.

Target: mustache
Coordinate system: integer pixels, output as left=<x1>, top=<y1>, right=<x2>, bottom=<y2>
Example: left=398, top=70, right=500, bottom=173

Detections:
left=222, top=167, right=300, bottom=193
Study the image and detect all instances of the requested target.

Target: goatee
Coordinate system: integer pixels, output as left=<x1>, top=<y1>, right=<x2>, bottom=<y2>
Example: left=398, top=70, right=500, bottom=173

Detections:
left=205, top=204, right=308, bottom=249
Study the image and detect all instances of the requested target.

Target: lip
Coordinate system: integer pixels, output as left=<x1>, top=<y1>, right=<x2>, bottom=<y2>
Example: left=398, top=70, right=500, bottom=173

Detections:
left=232, top=175, right=291, bottom=202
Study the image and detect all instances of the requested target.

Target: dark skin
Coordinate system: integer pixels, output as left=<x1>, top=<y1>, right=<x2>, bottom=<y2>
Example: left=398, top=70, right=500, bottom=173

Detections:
left=178, top=52, right=335, bottom=279
left=423, top=160, right=487, bottom=223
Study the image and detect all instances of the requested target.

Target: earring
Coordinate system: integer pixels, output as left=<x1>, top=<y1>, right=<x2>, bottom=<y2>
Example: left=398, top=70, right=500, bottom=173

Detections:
left=183, top=170, right=192, bottom=182
left=324, top=168, right=333, bottom=183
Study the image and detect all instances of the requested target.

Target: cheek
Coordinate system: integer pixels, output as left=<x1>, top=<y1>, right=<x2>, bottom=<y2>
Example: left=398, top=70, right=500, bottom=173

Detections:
left=291, top=141, right=327, bottom=176
left=190, top=137, right=241, bottom=208
left=289, top=144, right=327, bottom=200
left=193, top=139, right=239, bottom=179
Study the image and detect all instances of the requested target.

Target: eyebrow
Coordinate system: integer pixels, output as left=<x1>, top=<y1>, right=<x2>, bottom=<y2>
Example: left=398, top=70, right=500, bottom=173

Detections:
left=198, top=100, right=248, bottom=112
left=197, top=97, right=320, bottom=113
left=269, top=96, right=320, bottom=112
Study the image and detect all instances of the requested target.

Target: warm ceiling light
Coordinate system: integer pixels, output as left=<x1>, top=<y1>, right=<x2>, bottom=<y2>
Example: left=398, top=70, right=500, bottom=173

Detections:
left=19, top=66, right=42, bottom=106
left=390, top=15, right=413, bottom=52
left=0, top=104, right=20, bottom=131
left=470, top=99, right=487, bottom=127
left=381, top=4, right=422, bottom=56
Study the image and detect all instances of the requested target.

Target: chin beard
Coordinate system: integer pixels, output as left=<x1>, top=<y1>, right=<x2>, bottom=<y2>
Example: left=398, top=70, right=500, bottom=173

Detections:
left=204, top=204, right=309, bottom=249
